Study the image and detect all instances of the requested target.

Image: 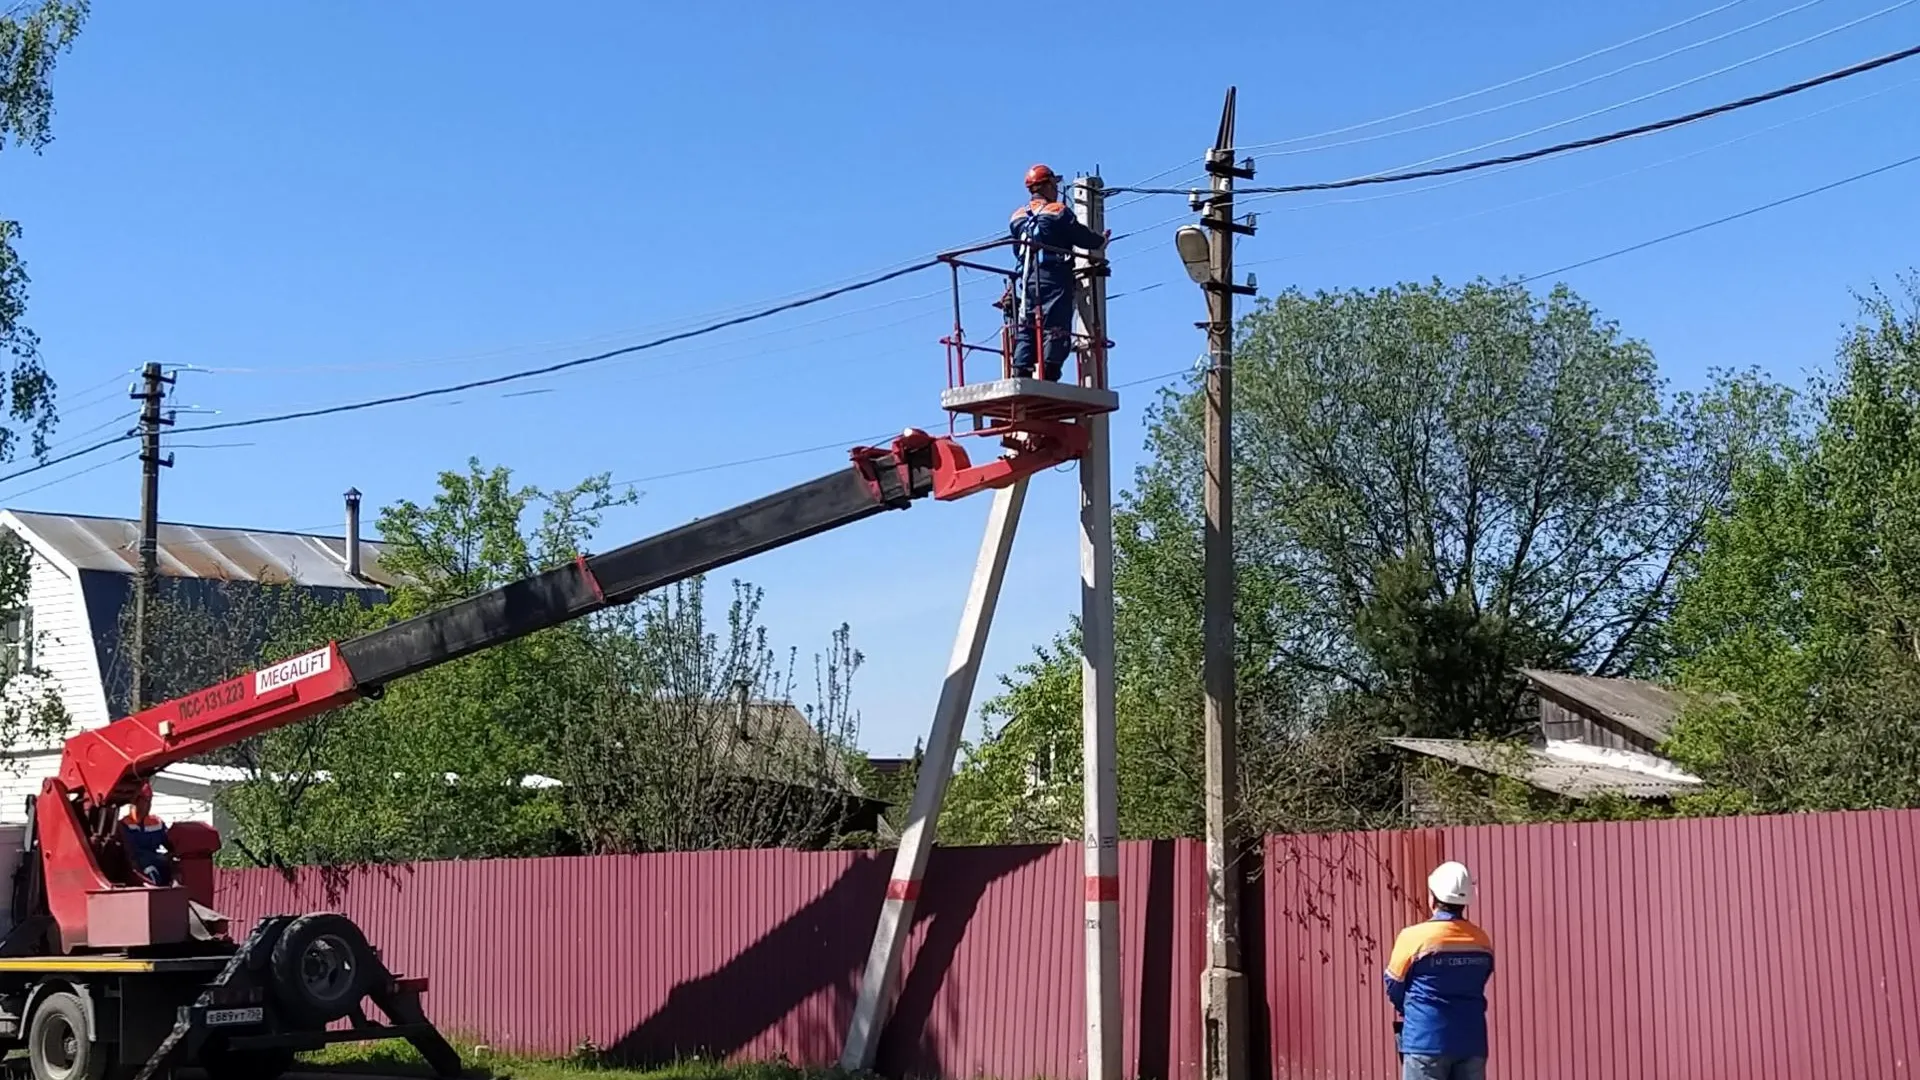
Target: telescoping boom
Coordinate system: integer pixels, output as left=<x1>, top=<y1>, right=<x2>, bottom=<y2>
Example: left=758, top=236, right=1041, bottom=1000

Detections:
left=0, top=424, right=1088, bottom=1080
left=34, top=423, right=1093, bottom=957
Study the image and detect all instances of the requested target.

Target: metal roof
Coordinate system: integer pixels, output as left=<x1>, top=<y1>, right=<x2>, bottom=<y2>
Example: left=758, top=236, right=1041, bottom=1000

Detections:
left=1388, top=736, right=1703, bottom=799
left=4, top=510, right=404, bottom=590
left=1519, top=668, right=1687, bottom=743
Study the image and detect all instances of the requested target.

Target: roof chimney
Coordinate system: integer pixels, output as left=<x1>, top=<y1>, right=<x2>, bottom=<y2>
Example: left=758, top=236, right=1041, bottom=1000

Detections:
left=344, top=488, right=362, bottom=578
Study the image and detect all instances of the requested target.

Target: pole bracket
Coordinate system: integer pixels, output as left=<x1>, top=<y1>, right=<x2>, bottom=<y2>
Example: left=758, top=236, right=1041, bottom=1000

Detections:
left=1202, top=281, right=1259, bottom=297
left=1204, top=158, right=1255, bottom=181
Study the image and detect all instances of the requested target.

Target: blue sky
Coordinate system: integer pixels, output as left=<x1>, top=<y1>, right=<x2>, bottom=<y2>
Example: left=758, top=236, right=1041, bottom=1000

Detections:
left=6, top=0, right=1918, bottom=755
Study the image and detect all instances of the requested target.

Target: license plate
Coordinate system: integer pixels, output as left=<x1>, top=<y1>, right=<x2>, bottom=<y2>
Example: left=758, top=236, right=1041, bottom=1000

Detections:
left=206, top=1007, right=263, bottom=1027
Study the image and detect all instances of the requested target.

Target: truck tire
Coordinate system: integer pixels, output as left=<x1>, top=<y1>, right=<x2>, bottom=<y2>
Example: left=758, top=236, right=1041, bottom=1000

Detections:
left=198, top=1040, right=295, bottom=1080
left=270, top=912, right=376, bottom=1026
left=27, top=991, right=107, bottom=1080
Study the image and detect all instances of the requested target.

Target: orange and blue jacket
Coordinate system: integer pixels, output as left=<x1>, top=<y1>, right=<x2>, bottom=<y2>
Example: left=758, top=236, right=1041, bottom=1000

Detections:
left=1008, top=198, right=1105, bottom=281
left=1383, top=911, right=1493, bottom=1057
left=120, top=812, right=170, bottom=875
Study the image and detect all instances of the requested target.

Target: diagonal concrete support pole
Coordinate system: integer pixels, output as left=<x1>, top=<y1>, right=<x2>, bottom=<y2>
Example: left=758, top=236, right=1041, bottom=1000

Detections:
left=840, top=477, right=1028, bottom=1071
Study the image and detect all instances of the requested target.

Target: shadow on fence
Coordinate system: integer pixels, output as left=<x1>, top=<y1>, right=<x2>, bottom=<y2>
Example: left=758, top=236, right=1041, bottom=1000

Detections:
left=608, top=844, right=1056, bottom=1078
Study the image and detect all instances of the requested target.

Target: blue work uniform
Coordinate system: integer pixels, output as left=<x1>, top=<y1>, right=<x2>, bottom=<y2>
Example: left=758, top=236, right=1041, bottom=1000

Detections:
left=1383, top=911, right=1493, bottom=1079
left=1007, top=198, right=1105, bottom=381
left=120, top=812, right=173, bottom=886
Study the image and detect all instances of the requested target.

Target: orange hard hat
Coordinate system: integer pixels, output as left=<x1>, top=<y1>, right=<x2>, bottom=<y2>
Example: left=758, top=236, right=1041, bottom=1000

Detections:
left=1024, top=163, right=1061, bottom=189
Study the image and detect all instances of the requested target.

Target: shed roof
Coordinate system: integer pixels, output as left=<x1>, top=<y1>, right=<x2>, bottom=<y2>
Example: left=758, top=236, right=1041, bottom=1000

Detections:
left=4, top=510, right=403, bottom=590
left=1519, top=669, right=1686, bottom=744
left=700, top=701, right=867, bottom=795
left=1389, top=736, right=1702, bottom=800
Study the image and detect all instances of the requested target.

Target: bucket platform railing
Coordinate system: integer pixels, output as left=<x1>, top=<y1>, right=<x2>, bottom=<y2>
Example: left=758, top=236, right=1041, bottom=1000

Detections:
left=935, top=236, right=1118, bottom=439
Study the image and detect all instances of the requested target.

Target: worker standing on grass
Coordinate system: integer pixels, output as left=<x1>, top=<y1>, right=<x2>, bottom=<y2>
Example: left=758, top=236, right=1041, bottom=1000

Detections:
left=1007, top=163, right=1106, bottom=382
left=120, top=781, right=176, bottom=887
left=1383, top=861, right=1494, bottom=1080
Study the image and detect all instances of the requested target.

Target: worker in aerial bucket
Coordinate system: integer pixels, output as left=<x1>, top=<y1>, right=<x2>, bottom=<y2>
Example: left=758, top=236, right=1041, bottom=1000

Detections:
left=1383, top=861, right=1495, bottom=1080
left=120, top=781, right=177, bottom=887
left=1007, top=163, right=1107, bottom=381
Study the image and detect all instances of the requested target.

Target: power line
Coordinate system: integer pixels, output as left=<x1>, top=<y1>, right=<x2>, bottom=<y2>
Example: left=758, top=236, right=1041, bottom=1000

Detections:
left=1251, top=0, right=1832, bottom=160
left=1116, top=0, right=1765, bottom=210
left=1338, top=0, right=1917, bottom=182
left=0, top=258, right=950, bottom=486
left=1238, top=69, right=1920, bottom=269
left=1519, top=147, right=1920, bottom=283
left=0, top=450, right=136, bottom=501
left=165, top=259, right=943, bottom=439
left=42, top=409, right=136, bottom=454
left=1239, top=0, right=1760, bottom=152
left=1108, top=40, right=1920, bottom=198
left=208, top=281, right=954, bottom=379
left=611, top=366, right=1199, bottom=488
left=0, top=433, right=137, bottom=486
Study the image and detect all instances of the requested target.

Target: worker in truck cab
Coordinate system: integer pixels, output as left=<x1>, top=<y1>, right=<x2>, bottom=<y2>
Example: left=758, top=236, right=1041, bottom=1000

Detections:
left=1007, top=163, right=1106, bottom=382
left=1383, top=861, right=1494, bottom=1080
left=120, top=781, right=177, bottom=886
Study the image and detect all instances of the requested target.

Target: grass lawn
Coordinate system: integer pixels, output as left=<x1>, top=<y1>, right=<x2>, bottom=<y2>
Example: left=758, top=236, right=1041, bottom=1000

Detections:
left=297, top=1040, right=867, bottom=1080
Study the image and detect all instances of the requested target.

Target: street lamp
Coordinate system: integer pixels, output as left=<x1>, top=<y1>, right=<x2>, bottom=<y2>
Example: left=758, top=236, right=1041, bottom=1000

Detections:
left=1174, top=224, right=1211, bottom=284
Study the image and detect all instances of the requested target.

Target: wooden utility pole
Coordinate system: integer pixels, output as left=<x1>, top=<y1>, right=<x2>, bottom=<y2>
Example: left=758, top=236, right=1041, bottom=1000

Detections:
left=1200, top=87, right=1256, bottom=1080
left=130, top=361, right=173, bottom=711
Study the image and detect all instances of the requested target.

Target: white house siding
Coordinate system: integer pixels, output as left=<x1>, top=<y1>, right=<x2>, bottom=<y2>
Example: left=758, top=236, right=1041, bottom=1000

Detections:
left=0, top=537, right=115, bottom=824
left=14, top=541, right=110, bottom=740
left=0, top=751, right=223, bottom=827
left=0, top=529, right=217, bottom=827
left=0, top=756, right=49, bottom=823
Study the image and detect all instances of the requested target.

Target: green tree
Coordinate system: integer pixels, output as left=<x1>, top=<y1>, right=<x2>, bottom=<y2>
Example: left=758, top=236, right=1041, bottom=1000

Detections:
left=948, top=278, right=1789, bottom=841
left=1667, top=276, right=1920, bottom=812
left=553, top=583, right=872, bottom=853
left=1, top=1, right=81, bottom=464
left=180, top=457, right=876, bottom=865
left=0, top=2, right=88, bottom=767
left=214, top=459, right=631, bottom=866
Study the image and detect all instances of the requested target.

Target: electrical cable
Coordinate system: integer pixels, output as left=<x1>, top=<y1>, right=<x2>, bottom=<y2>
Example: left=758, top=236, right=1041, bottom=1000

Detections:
left=1252, top=0, right=1832, bottom=160
left=164, top=259, right=943, bottom=439
left=610, top=365, right=1199, bottom=488
left=0, top=258, right=951, bottom=485
left=208, top=277, right=955, bottom=380
left=1237, top=69, right=1920, bottom=269
left=221, top=283, right=953, bottom=379
left=42, top=409, right=137, bottom=454
left=0, top=450, right=136, bottom=501
left=0, top=433, right=137, bottom=486
left=1240, top=0, right=1760, bottom=152
left=1518, top=147, right=1920, bottom=282
left=1108, top=39, right=1920, bottom=197
left=1338, top=0, right=1918, bottom=181
left=1111, top=0, right=1764, bottom=212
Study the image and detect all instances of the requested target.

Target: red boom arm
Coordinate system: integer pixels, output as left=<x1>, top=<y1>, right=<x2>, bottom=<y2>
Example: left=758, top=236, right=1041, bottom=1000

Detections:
left=59, top=644, right=357, bottom=808
left=24, top=426, right=1086, bottom=952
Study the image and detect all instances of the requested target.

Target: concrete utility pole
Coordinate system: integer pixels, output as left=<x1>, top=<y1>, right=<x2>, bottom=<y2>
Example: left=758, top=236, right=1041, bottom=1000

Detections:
left=1072, top=173, right=1122, bottom=1080
left=1199, top=88, right=1256, bottom=1080
left=130, top=361, right=174, bottom=712
left=841, top=477, right=1029, bottom=1071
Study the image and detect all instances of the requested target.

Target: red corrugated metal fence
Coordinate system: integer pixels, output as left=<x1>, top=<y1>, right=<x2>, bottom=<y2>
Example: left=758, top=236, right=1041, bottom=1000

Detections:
left=217, top=839, right=1208, bottom=1080
left=214, top=810, right=1920, bottom=1079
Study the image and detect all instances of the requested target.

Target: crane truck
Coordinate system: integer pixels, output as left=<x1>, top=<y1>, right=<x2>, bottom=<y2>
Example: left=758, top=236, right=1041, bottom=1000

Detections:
left=0, top=399, right=1107, bottom=1080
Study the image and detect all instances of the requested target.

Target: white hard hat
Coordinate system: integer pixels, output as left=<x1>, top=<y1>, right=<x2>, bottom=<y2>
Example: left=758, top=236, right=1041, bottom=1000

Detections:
left=1428, top=861, right=1473, bottom=906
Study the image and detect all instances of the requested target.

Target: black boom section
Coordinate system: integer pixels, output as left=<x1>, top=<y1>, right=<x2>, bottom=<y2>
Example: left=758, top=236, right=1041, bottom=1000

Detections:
left=587, top=459, right=929, bottom=600
left=338, top=450, right=933, bottom=689
left=338, top=561, right=602, bottom=687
